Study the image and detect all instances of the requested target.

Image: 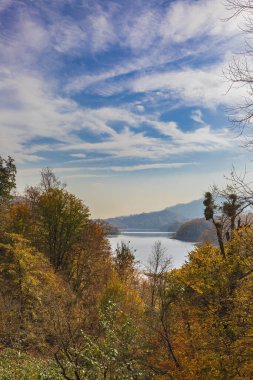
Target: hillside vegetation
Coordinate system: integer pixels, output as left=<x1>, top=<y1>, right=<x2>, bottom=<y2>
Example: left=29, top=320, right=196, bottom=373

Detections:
left=175, top=218, right=211, bottom=242
left=0, top=158, right=253, bottom=379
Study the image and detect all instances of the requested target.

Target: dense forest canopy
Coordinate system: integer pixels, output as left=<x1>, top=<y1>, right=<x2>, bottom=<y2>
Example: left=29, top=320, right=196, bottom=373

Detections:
left=0, top=154, right=252, bottom=379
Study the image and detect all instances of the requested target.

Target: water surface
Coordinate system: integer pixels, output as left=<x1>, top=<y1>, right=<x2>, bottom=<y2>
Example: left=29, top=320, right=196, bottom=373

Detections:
left=109, top=231, right=195, bottom=269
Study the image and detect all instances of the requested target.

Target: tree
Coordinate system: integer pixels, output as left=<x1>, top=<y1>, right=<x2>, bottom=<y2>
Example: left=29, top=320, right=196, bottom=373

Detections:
left=7, top=185, right=90, bottom=271
left=0, top=156, right=16, bottom=234
left=54, top=272, right=149, bottom=380
left=55, top=300, right=147, bottom=380
left=0, top=233, right=73, bottom=352
left=0, top=156, right=16, bottom=201
left=8, top=201, right=33, bottom=237
left=203, top=189, right=246, bottom=258
left=113, top=241, right=136, bottom=282
left=144, top=243, right=181, bottom=375
left=40, top=167, right=65, bottom=191
left=146, top=241, right=171, bottom=309
left=38, top=188, right=89, bottom=270
left=225, top=0, right=253, bottom=141
left=203, top=191, right=226, bottom=258
left=68, top=220, right=113, bottom=304
left=177, top=230, right=253, bottom=378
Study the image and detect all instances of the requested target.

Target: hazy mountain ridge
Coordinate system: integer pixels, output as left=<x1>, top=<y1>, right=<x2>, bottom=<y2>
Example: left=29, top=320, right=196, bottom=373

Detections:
left=106, top=199, right=204, bottom=231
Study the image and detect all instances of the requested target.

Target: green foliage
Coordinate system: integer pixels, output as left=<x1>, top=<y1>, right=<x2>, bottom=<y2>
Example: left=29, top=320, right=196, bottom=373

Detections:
left=203, top=191, right=215, bottom=221
left=37, top=187, right=90, bottom=269
left=0, top=349, right=63, bottom=380
left=0, top=156, right=16, bottom=201
left=114, top=241, right=136, bottom=281
left=55, top=300, right=148, bottom=380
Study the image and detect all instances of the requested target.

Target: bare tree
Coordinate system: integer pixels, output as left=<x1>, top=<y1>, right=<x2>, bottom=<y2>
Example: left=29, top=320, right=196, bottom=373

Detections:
left=146, top=241, right=171, bottom=309
left=225, top=0, right=253, bottom=141
left=145, top=242, right=181, bottom=371
left=40, top=167, right=65, bottom=191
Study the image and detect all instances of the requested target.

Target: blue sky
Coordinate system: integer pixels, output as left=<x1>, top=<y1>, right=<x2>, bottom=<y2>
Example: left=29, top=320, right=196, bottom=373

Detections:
left=0, top=0, right=252, bottom=218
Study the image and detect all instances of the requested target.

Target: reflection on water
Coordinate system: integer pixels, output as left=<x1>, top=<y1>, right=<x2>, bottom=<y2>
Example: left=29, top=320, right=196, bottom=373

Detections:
left=109, top=232, right=195, bottom=269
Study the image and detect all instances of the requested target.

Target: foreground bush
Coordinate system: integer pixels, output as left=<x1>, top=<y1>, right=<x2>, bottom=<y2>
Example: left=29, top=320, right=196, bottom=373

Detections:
left=0, top=349, right=63, bottom=380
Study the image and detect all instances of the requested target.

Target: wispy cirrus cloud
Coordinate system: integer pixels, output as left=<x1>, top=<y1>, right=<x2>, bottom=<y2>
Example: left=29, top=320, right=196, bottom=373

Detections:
left=0, top=64, right=234, bottom=163
left=86, top=162, right=199, bottom=172
left=63, top=0, right=242, bottom=100
left=191, top=110, right=205, bottom=125
left=0, top=2, right=245, bottom=178
left=84, top=61, right=245, bottom=109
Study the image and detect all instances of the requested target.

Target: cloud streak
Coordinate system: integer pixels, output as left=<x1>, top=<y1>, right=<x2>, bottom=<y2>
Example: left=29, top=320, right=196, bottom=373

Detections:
left=0, top=0, right=244, bottom=172
left=85, top=162, right=199, bottom=172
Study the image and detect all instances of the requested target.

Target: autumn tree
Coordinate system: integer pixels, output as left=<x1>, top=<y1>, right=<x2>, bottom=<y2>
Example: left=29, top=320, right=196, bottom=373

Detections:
left=175, top=228, right=253, bottom=379
left=113, top=241, right=136, bottom=282
left=55, top=280, right=149, bottom=380
left=0, top=156, right=16, bottom=201
left=8, top=201, right=33, bottom=238
left=0, top=156, right=16, bottom=233
left=6, top=167, right=89, bottom=270
left=38, top=187, right=89, bottom=270
left=68, top=220, right=113, bottom=305
left=0, top=233, right=74, bottom=352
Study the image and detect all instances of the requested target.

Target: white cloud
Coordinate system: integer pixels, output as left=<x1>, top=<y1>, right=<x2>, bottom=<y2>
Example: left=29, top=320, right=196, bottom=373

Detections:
left=65, top=59, right=245, bottom=111
left=88, top=9, right=116, bottom=53
left=70, top=153, right=86, bottom=158
left=60, top=120, right=234, bottom=161
left=0, top=61, right=236, bottom=165
left=135, top=104, right=145, bottom=112
left=129, top=63, right=246, bottom=108
left=88, top=162, right=199, bottom=172
left=120, top=8, right=159, bottom=51
left=0, top=0, right=12, bottom=13
left=50, top=19, right=87, bottom=54
left=0, top=14, right=50, bottom=70
left=63, top=0, right=243, bottom=98
left=0, top=0, right=245, bottom=170
left=159, top=0, right=237, bottom=44
left=0, top=65, right=153, bottom=159
left=191, top=109, right=205, bottom=124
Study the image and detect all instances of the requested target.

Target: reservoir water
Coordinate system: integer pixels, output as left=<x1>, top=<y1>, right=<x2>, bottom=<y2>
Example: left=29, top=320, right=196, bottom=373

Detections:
left=109, top=232, right=195, bottom=269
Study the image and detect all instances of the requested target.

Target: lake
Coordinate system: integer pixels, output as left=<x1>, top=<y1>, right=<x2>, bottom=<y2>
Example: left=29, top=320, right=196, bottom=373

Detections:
left=109, top=232, right=195, bottom=269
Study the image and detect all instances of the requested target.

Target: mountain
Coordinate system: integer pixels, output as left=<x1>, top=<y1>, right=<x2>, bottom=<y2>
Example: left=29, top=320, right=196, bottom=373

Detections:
left=105, top=199, right=204, bottom=232
left=165, top=199, right=204, bottom=220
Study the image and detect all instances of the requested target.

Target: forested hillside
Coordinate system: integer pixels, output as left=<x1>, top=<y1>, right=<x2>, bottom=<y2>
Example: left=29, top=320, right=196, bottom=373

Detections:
left=0, top=158, right=253, bottom=379
left=174, top=218, right=211, bottom=242
left=106, top=199, right=203, bottom=232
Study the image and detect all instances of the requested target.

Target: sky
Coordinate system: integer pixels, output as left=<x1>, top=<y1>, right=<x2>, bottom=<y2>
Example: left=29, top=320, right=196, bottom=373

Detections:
left=1, top=0, right=253, bottom=218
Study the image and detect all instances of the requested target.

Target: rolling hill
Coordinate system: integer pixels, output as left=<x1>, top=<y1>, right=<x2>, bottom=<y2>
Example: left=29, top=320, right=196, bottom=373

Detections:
left=105, top=199, right=204, bottom=232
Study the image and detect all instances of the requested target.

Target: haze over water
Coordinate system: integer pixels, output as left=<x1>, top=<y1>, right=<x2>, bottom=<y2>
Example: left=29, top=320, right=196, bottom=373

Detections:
left=109, top=232, right=195, bottom=269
